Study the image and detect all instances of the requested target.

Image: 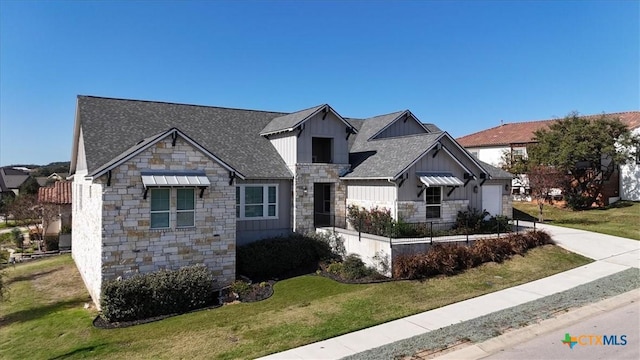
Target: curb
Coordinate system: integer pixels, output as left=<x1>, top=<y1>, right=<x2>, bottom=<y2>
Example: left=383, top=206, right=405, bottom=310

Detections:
left=432, top=288, right=640, bottom=360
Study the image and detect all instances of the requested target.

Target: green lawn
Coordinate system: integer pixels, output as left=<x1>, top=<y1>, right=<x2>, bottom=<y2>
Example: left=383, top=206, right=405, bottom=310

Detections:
left=513, top=201, right=640, bottom=240
left=0, top=250, right=591, bottom=360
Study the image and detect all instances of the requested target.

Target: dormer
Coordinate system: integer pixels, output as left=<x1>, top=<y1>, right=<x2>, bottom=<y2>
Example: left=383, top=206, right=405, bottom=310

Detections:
left=260, top=105, right=357, bottom=170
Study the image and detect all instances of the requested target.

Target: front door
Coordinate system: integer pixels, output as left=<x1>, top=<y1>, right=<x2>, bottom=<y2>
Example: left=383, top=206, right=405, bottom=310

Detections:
left=314, top=183, right=332, bottom=227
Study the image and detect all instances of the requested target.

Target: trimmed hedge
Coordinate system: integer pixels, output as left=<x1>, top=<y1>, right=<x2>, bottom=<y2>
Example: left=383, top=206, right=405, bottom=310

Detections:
left=393, top=230, right=554, bottom=279
left=101, top=264, right=217, bottom=322
left=237, top=234, right=333, bottom=281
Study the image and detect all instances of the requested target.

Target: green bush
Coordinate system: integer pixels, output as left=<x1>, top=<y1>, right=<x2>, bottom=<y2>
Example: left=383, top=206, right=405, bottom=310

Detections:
left=230, top=280, right=251, bottom=297
left=101, top=264, right=217, bottom=322
left=237, top=234, right=333, bottom=281
left=44, top=235, right=59, bottom=251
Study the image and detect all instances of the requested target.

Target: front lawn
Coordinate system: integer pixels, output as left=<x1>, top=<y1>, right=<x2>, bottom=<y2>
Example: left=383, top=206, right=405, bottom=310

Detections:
left=513, top=200, right=640, bottom=240
left=0, top=250, right=591, bottom=359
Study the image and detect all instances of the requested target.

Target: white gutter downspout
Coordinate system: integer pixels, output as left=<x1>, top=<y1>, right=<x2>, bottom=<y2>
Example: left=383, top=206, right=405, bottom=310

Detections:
left=387, top=178, right=399, bottom=220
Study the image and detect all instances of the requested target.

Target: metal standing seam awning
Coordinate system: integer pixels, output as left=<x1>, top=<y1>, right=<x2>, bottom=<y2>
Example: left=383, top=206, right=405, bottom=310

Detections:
left=417, top=173, right=464, bottom=187
left=141, top=170, right=211, bottom=198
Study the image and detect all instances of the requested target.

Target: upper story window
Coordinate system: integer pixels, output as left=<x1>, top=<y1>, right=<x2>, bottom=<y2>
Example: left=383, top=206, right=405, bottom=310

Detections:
left=312, top=137, right=333, bottom=163
left=425, top=187, right=442, bottom=219
left=236, top=184, right=278, bottom=220
left=150, top=188, right=195, bottom=229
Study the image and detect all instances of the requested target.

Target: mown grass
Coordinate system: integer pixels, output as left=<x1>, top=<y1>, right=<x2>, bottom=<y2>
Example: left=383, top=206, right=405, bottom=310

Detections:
left=513, top=200, right=640, bottom=240
left=0, top=249, right=591, bottom=359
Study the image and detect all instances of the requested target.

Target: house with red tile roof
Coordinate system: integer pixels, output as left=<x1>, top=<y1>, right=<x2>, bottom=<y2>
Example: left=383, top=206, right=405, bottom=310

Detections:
left=457, top=111, right=640, bottom=203
left=37, top=181, right=72, bottom=237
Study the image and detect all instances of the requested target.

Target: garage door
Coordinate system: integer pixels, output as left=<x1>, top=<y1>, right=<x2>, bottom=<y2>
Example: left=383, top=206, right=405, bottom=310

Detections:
left=482, top=185, right=502, bottom=216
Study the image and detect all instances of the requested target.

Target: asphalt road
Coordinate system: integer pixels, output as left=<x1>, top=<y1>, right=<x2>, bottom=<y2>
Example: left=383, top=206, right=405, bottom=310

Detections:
left=483, top=301, right=640, bottom=360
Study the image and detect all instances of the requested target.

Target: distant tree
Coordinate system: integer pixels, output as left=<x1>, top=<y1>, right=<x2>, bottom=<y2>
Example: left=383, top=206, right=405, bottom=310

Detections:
left=0, top=193, right=15, bottom=224
left=529, top=112, right=638, bottom=210
left=528, top=165, right=564, bottom=222
left=500, top=149, right=530, bottom=175
left=19, top=177, right=40, bottom=195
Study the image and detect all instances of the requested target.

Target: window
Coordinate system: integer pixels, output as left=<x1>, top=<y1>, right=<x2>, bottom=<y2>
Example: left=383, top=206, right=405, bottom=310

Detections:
left=176, top=189, right=195, bottom=228
left=512, top=149, right=525, bottom=161
left=312, top=137, right=333, bottom=163
left=236, top=184, right=278, bottom=219
left=150, top=188, right=170, bottom=229
left=636, top=142, right=640, bottom=165
left=150, top=188, right=196, bottom=229
left=425, top=187, right=442, bottom=219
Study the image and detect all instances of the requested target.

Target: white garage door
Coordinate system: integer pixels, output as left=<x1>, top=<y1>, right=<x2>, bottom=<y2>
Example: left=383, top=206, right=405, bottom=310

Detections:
left=482, top=185, right=502, bottom=216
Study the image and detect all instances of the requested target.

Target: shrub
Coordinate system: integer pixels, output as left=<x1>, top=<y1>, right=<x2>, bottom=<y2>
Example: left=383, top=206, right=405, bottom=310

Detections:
left=11, top=228, right=23, bottom=249
left=471, top=238, right=513, bottom=264
left=230, top=280, right=251, bottom=297
left=44, top=235, right=59, bottom=251
left=524, top=230, right=553, bottom=248
left=340, top=254, right=377, bottom=280
left=101, top=264, right=217, bottom=322
left=310, top=230, right=346, bottom=259
left=347, top=205, right=394, bottom=237
left=393, top=253, right=430, bottom=279
left=504, top=233, right=528, bottom=256
left=455, top=207, right=488, bottom=232
left=237, top=234, right=333, bottom=281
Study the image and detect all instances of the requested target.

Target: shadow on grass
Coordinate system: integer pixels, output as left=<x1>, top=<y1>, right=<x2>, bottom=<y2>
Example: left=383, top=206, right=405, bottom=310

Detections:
left=512, top=208, right=539, bottom=222
left=49, top=344, right=110, bottom=359
left=6, top=267, right=62, bottom=285
left=553, top=219, right=603, bottom=226
left=0, top=297, right=87, bottom=327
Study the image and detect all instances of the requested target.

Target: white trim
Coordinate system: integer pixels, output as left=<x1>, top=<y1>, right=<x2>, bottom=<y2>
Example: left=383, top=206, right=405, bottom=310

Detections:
left=236, top=184, right=279, bottom=220
left=260, top=105, right=358, bottom=137
left=150, top=188, right=171, bottom=229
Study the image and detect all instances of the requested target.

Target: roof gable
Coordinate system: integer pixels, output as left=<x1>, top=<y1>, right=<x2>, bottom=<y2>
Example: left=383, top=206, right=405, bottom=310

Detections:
left=368, top=110, right=430, bottom=140
left=74, top=96, right=294, bottom=179
left=260, top=104, right=357, bottom=136
left=457, top=111, right=640, bottom=148
left=90, top=127, right=244, bottom=179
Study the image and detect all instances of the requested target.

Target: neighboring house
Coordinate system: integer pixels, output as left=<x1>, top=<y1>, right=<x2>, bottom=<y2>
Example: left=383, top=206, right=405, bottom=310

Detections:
left=0, top=166, right=30, bottom=200
left=70, top=96, right=512, bottom=307
left=37, top=181, right=73, bottom=235
left=36, top=172, right=70, bottom=187
left=457, top=111, right=640, bottom=204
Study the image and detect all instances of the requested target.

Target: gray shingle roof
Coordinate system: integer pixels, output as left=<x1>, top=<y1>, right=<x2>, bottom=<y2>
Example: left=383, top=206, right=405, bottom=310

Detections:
left=77, top=96, right=293, bottom=179
left=0, top=167, right=30, bottom=191
left=346, top=132, right=444, bottom=179
left=476, top=159, right=514, bottom=179
left=259, top=104, right=326, bottom=135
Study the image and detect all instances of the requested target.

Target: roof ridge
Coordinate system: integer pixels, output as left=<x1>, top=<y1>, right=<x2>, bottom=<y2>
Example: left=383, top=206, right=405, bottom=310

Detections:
left=368, top=131, right=442, bottom=141
left=78, top=95, right=289, bottom=116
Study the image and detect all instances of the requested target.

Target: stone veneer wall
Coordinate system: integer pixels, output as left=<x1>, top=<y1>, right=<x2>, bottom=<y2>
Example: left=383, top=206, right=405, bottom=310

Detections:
left=293, top=163, right=349, bottom=234
left=397, top=199, right=469, bottom=224
left=502, top=194, right=513, bottom=218
left=72, top=175, right=104, bottom=307
left=79, top=136, right=236, bottom=308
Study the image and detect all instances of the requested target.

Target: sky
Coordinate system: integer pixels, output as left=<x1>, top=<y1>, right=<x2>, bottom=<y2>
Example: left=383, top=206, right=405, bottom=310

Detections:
left=0, top=0, right=638, bottom=167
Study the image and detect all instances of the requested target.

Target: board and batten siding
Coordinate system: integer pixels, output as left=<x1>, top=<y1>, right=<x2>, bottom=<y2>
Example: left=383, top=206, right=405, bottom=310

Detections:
left=235, top=178, right=293, bottom=245
left=268, top=133, right=297, bottom=173
left=346, top=180, right=398, bottom=217
left=375, top=116, right=427, bottom=139
left=296, top=111, right=350, bottom=164
left=397, top=140, right=482, bottom=210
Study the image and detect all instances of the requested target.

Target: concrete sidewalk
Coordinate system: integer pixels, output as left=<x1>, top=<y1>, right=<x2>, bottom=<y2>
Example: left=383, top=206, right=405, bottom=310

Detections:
left=258, top=224, right=639, bottom=360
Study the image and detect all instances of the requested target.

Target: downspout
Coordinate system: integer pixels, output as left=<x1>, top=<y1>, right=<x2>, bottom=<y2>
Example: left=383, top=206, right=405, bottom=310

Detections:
left=387, top=178, right=398, bottom=221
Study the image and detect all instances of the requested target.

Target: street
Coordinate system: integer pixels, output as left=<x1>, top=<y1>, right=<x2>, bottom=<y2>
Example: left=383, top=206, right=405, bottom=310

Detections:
left=483, top=301, right=640, bottom=360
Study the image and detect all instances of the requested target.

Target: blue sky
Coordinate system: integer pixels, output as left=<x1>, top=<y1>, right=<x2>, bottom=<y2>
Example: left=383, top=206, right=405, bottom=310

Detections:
left=1, top=0, right=638, bottom=166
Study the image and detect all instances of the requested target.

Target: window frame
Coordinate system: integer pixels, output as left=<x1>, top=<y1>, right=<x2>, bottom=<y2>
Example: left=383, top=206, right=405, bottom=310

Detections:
left=425, top=186, right=442, bottom=219
left=236, top=184, right=279, bottom=220
left=311, top=137, right=333, bottom=163
left=150, top=188, right=171, bottom=229
left=176, top=188, right=196, bottom=228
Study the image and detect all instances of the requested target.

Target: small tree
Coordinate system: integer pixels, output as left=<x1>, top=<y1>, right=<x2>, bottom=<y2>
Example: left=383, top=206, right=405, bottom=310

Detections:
left=8, top=195, right=41, bottom=250
left=528, top=165, right=563, bottom=222
left=530, top=112, right=638, bottom=209
left=19, top=177, right=40, bottom=195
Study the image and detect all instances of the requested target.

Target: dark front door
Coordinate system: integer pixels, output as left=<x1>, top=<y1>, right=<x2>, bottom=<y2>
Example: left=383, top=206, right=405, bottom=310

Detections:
left=314, top=183, right=332, bottom=227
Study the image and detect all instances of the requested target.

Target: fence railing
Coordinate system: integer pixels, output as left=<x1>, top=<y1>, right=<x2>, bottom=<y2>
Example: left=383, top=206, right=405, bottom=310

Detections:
left=314, top=213, right=537, bottom=244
